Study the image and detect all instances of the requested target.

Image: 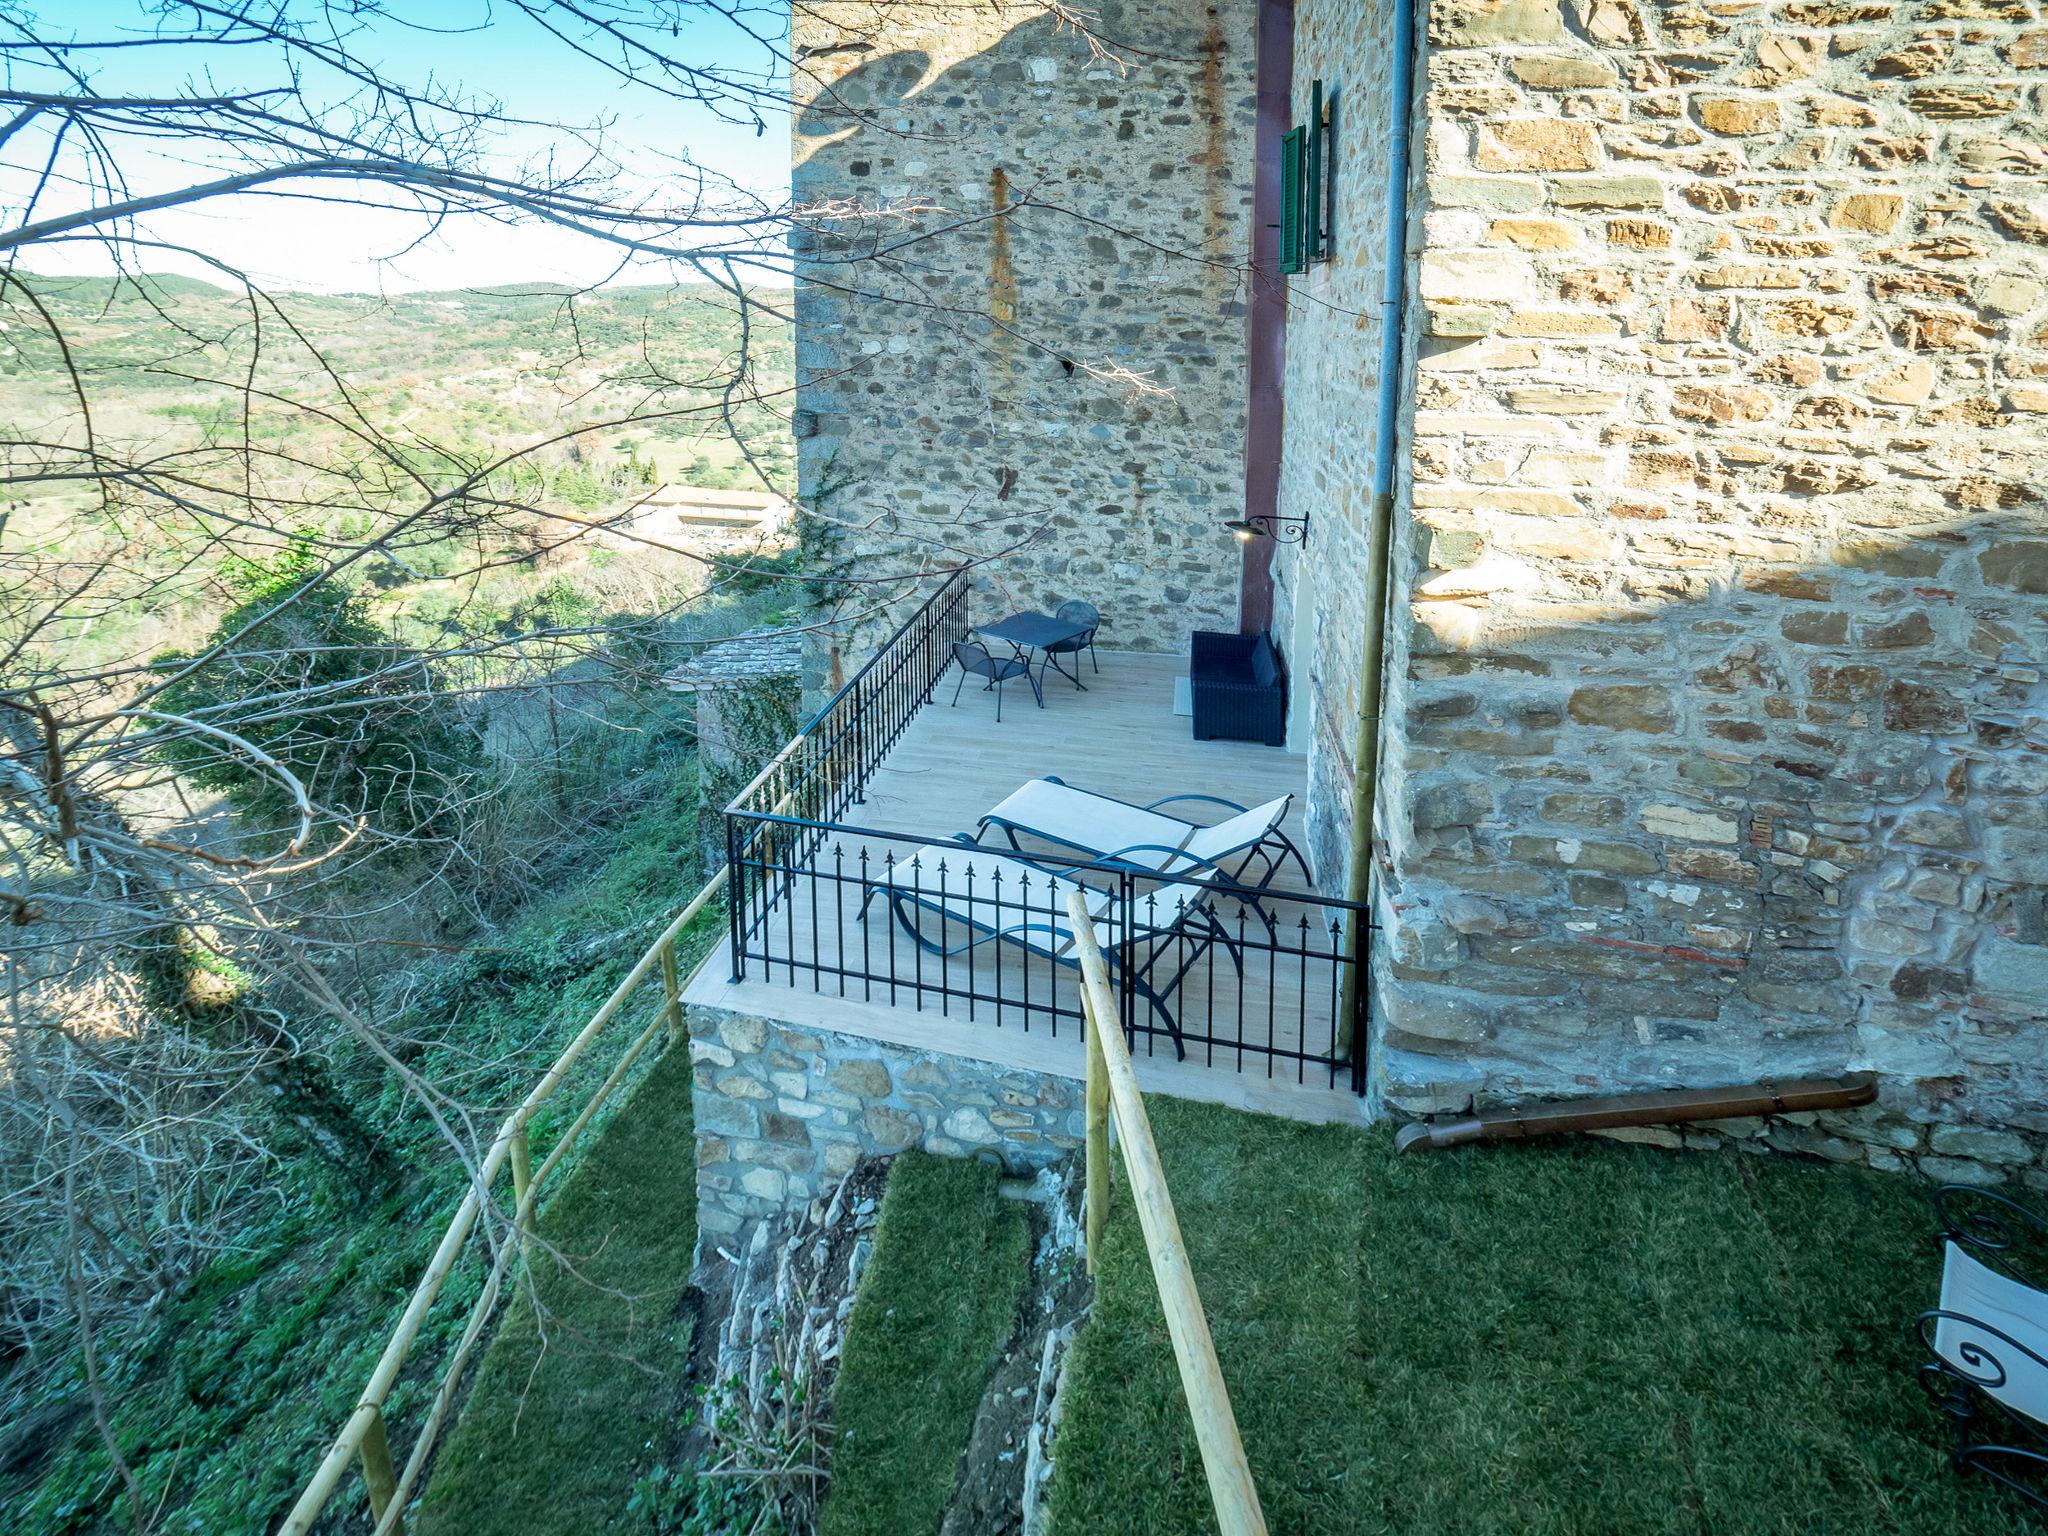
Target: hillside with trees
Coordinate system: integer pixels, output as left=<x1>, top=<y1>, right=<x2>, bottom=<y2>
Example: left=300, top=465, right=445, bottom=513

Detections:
left=0, top=271, right=810, bottom=1533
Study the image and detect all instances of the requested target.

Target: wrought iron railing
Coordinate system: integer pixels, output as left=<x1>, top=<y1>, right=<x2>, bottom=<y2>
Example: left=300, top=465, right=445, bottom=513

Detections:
left=719, top=567, right=1370, bottom=1093
left=725, top=816, right=1370, bottom=1092
left=723, top=567, right=970, bottom=953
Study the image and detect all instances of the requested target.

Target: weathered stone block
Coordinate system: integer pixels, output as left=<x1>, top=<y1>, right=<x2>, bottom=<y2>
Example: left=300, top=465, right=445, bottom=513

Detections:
left=1697, top=97, right=1782, bottom=135
left=1476, top=120, right=1603, bottom=171
left=1490, top=216, right=1581, bottom=250
left=1608, top=217, right=1671, bottom=249
left=1917, top=1155, right=2008, bottom=1188
left=1567, top=685, right=1677, bottom=733
left=1928, top=1124, right=2035, bottom=1165
left=1430, top=0, right=1567, bottom=45
left=1420, top=249, right=1536, bottom=303
left=1642, top=805, right=1739, bottom=844
left=1831, top=192, right=1904, bottom=233
left=1551, top=175, right=1665, bottom=209
left=829, top=1059, right=893, bottom=1099
left=1974, top=937, right=2048, bottom=1006
left=1509, top=835, right=1661, bottom=874
left=1512, top=53, right=1619, bottom=88
left=1979, top=542, right=2048, bottom=595
left=720, top=1016, right=769, bottom=1054
left=1665, top=296, right=1732, bottom=341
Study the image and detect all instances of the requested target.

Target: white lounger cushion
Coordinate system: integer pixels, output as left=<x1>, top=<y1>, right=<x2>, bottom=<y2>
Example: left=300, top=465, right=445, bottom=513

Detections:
left=880, top=848, right=1110, bottom=958
left=984, top=779, right=1192, bottom=868
left=1935, top=1239, right=2048, bottom=1427
left=1175, top=796, right=1293, bottom=878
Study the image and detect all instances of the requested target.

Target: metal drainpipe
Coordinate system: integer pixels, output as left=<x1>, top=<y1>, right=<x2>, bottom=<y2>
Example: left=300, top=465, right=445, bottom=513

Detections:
left=1336, top=0, right=1416, bottom=1068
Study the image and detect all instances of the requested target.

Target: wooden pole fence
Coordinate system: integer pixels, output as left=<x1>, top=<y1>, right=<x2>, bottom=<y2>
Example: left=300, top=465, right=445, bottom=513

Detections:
left=1083, top=1008, right=1110, bottom=1274
left=1069, top=891, right=1269, bottom=1536
left=359, top=1406, right=401, bottom=1535
left=279, top=867, right=727, bottom=1536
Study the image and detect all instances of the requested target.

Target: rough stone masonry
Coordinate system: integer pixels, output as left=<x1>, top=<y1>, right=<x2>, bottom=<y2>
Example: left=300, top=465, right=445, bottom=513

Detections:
left=691, top=1004, right=1085, bottom=1238
left=1267, top=0, right=2047, bottom=1185
left=788, top=0, right=1260, bottom=664
left=781, top=0, right=2046, bottom=1188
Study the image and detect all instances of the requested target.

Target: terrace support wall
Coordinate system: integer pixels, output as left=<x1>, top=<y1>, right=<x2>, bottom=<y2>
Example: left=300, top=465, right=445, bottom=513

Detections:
left=690, top=1004, right=1084, bottom=1241
left=1285, top=0, right=2048, bottom=1185
left=789, top=0, right=1261, bottom=674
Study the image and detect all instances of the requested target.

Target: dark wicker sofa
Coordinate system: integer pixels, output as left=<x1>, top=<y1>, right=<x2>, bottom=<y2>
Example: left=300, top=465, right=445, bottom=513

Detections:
left=1190, top=630, right=1286, bottom=746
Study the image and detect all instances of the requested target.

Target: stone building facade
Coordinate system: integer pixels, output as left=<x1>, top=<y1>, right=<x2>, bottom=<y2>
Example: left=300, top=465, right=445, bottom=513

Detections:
left=789, top=0, right=1261, bottom=656
left=1271, top=0, right=2047, bottom=1181
left=783, top=0, right=2047, bottom=1183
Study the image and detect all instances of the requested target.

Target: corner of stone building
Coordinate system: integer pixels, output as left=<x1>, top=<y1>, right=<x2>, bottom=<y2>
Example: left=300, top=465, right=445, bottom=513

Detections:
left=1334, top=0, right=2048, bottom=1193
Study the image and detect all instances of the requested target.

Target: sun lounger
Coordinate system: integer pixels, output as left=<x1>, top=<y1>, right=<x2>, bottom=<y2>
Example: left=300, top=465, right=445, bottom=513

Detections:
left=972, top=776, right=1311, bottom=894
left=855, top=845, right=1243, bottom=1059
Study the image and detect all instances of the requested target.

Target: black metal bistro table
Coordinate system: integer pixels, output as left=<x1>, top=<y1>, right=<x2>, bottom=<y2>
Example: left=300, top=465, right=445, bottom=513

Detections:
left=972, top=611, right=1092, bottom=700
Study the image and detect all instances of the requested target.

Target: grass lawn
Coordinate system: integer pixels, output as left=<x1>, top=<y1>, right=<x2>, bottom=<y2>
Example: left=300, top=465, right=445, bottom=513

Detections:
left=0, top=791, right=718, bottom=1536
left=819, top=1153, right=1033, bottom=1536
left=1049, top=1100, right=2040, bottom=1536
left=414, top=1038, right=697, bottom=1536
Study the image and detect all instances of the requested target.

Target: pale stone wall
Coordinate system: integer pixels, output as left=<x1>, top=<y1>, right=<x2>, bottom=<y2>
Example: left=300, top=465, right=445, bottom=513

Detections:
left=689, top=1004, right=1085, bottom=1239
left=1343, top=0, right=2047, bottom=1179
left=1269, top=0, right=1405, bottom=888
left=790, top=0, right=1260, bottom=659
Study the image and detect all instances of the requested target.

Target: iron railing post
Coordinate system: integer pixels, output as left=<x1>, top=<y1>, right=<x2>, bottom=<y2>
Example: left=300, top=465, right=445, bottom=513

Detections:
left=1117, top=868, right=1138, bottom=1047
left=1349, top=899, right=1369, bottom=1096
left=726, top=812, right=745, bottom=983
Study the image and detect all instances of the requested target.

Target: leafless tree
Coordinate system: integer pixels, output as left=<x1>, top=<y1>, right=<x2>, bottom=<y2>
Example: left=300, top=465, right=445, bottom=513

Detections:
left=0, top=1, right=1154, bottom=1513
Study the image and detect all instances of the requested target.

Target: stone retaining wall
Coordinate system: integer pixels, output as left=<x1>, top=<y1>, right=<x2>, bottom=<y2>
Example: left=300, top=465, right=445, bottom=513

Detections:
left=690, top=1003, right=1085, bottom=1239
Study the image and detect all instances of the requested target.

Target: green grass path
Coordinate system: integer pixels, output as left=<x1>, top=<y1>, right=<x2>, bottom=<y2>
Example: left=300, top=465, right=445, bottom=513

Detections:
left=819, top=1153, right=1032, bottom=1536
left=1048, top=1100, right=2038, bottom=1536
left=414, top=1039, right=697, bottom=1536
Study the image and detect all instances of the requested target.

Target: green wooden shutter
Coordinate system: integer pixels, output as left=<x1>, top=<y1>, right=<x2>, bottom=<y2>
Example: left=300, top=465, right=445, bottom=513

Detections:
left=1280, top=124, right=1306, bottom=275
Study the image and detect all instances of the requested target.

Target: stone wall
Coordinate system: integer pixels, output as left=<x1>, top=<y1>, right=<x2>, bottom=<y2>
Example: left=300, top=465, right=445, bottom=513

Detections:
left=690, top=1003, right=1085, bottom=1239
left=778, top=0, right=2046, bottom=1185
left=789, top=0, right=1261, bottom=660
left=1345, top=0, right=2047, bottom=1176
left=1269, top=0, right=1406, bottom=887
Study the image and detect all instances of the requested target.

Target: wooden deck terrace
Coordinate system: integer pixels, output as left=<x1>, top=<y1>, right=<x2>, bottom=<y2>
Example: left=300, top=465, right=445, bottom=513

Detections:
left=684, top=650, right=1371, bottom=1126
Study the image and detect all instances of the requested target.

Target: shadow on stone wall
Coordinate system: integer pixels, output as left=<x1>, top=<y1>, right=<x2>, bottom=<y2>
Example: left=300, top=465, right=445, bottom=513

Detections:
left=788, top=2, right=1259, bottom=656
left=1375, top=495, right=2047, bottom=1173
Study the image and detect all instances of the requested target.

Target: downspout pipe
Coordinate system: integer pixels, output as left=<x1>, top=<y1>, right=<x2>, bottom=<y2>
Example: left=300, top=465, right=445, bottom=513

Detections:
left=1336, top=0, right=1416, bottom=1065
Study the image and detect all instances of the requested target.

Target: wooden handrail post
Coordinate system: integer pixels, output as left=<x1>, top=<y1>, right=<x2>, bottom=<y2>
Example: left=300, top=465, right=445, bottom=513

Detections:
left=659, top=939, right=684, bottom=1045
left=1067, top=892, right=1270, bottom=1536
left=281, top=870, right=732, bottom=1536
left=509, top=1120, right=534, bottom=1264
left=1083, top=990, right=1110, bottom=1274
left=360, top=1405, right=404, bottom=1535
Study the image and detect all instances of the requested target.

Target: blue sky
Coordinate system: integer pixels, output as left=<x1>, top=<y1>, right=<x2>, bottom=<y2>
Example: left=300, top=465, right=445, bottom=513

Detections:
left=13, top=1, right=795, bottom=291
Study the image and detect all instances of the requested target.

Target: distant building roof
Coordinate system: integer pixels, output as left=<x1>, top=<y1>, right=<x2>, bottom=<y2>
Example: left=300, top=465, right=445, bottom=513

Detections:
left=639, top=484, right=789, bottom=511
left=663, top=626, right=805, bottom=692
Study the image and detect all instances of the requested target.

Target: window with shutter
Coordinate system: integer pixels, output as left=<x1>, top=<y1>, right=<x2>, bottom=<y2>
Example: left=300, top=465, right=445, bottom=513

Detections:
left=1279, top=124, right=1306, bottom=275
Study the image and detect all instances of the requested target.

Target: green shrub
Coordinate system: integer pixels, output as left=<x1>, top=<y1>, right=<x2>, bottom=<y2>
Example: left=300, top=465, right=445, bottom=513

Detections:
left=154, top=550, right=475, bottom=828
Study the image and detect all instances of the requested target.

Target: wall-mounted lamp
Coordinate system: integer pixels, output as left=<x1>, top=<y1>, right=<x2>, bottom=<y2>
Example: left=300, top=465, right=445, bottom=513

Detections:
left=1223, top=512, right=1310, bottom=546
